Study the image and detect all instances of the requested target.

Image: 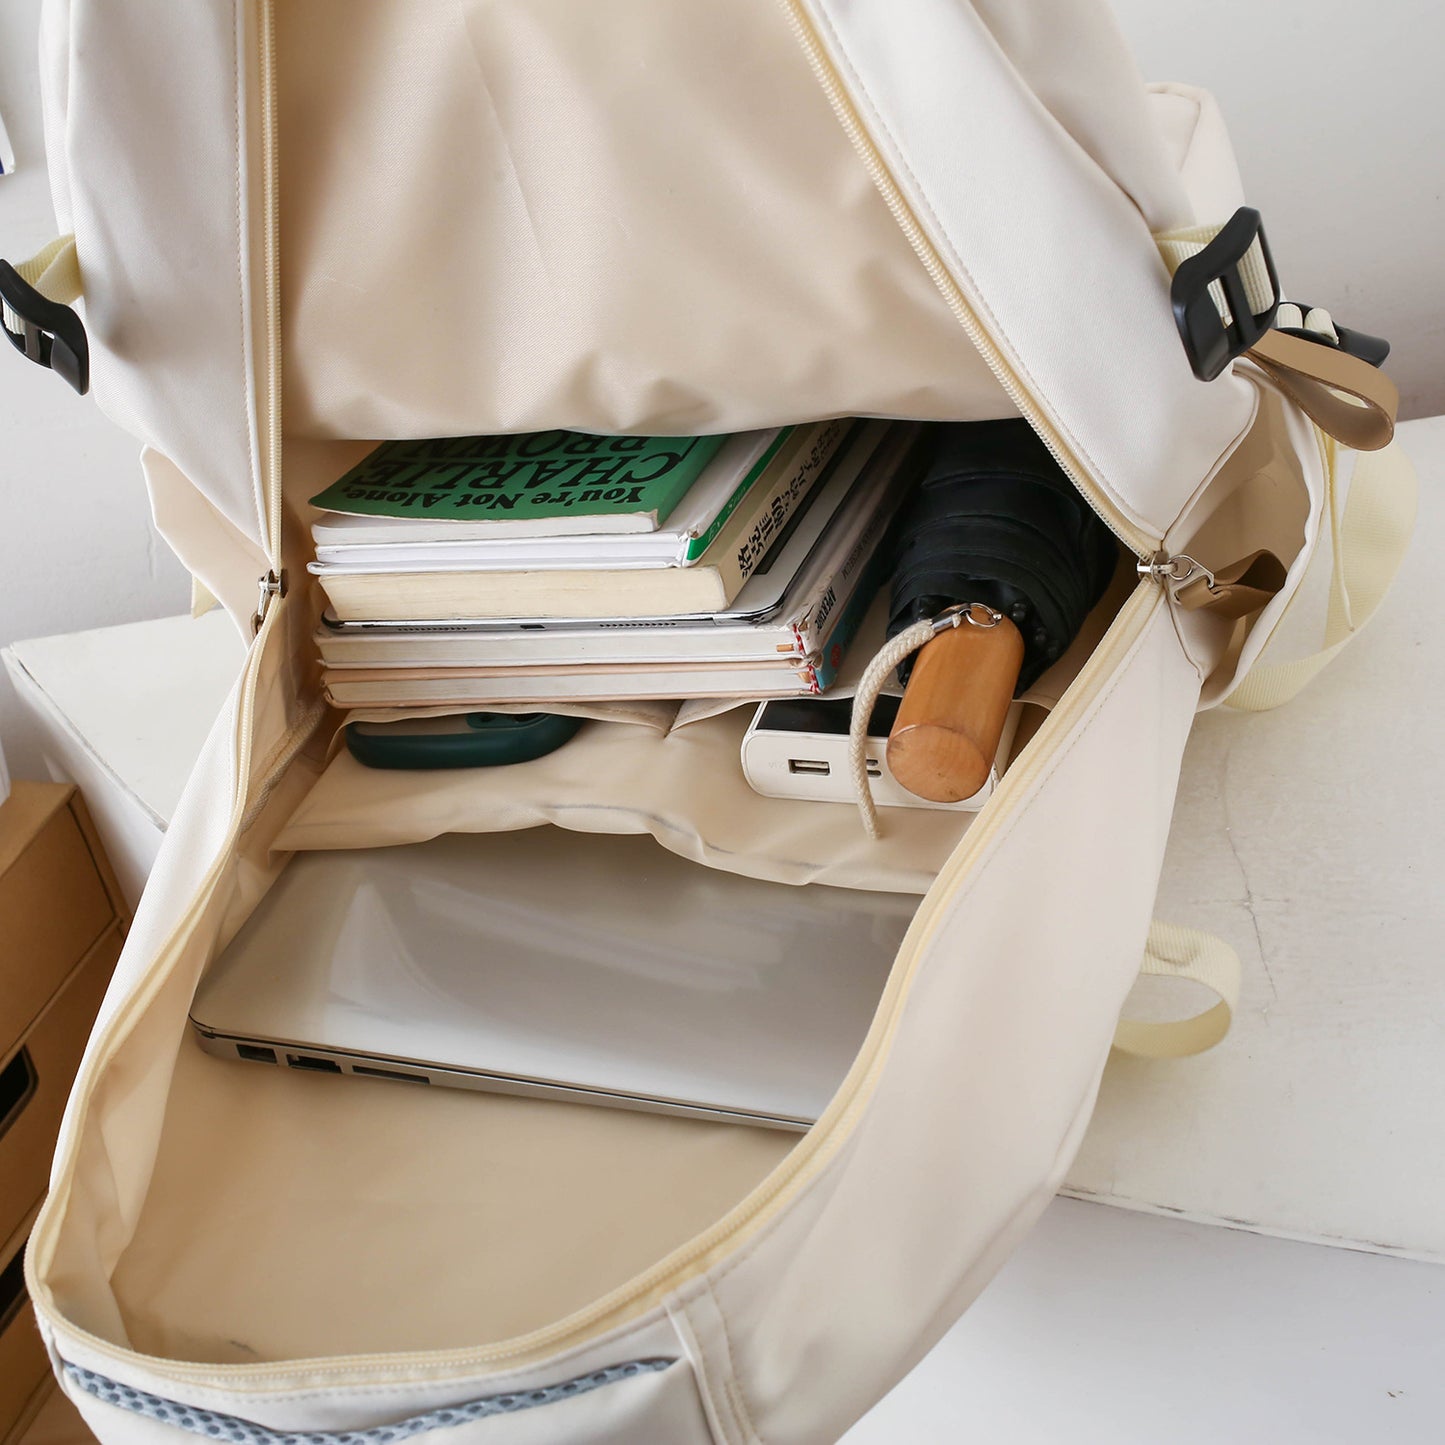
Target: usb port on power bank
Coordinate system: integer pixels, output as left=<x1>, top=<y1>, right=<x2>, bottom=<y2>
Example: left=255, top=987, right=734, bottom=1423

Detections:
left=788, top=759, right=831, bottom=776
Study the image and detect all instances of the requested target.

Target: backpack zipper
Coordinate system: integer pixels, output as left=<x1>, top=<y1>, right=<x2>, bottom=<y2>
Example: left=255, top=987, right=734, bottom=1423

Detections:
left=246, top=0, right=1158, bottom=575
left=775, top=0, right=1157, bottom=564
left=246, top=0, right=1185, bottom=621
left=257, top=0, right=283, bottom=570
left=30, top=0, right=1189, bottom=1388
left=247, top=0, right=284, bottom=619
left=776, top=0, right=1250, bottom=616
left=30, top=579, right=1164, bottom=1388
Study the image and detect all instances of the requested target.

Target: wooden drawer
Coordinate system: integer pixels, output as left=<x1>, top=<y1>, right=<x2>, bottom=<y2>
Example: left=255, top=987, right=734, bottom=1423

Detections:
left=0, top=785, right=125, bottom=1061
left=0, top=926, right=124, bottom=1255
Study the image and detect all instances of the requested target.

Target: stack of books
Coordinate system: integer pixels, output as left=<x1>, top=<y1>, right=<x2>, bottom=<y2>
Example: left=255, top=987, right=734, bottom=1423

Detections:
left=308, top=419, right=922, bottom=709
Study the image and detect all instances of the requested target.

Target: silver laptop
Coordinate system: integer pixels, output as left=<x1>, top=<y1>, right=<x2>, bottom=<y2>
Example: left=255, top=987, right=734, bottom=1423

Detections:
left=190, top=828, right=917, bottom=1130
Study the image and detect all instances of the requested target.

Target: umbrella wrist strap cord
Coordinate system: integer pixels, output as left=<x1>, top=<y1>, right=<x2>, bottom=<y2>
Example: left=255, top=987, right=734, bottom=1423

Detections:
left=848, top=616, right=939, bottom=839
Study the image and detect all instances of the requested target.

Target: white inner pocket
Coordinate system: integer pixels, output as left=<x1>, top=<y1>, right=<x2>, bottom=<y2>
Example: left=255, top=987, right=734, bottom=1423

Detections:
left=275, top=0, right=1007, bottom=442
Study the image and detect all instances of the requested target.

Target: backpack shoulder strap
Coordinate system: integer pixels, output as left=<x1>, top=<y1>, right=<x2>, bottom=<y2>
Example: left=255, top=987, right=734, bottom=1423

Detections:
left=1228, top=437, right=1416, bottom=712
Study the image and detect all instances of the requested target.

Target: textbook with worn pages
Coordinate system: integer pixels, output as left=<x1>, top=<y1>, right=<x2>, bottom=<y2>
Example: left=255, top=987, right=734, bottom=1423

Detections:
left=309, top=421, right=848, bottom=621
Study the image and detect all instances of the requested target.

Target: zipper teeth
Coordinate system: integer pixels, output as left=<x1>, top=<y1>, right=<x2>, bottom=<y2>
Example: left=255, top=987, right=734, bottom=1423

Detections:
left=236, top=696, right=329, bottom=835
left=27, top=0, right=285, bottom=1374
left=35, top=583, right=1161, bottom=1389
left=258, top=0, right=283, bottom=563
left=25, top=613, right=273, bottom=1321
left=777, top=0, right=1153, bottom=561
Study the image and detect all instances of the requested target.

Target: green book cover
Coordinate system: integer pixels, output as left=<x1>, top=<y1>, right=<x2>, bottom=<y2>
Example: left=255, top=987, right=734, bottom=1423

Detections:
left=309, top=432, right=728, bottom=529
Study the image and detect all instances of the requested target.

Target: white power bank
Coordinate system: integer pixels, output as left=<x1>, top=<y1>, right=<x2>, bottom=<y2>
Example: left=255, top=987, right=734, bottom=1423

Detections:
left=741, top=693, right=1020, bottom=811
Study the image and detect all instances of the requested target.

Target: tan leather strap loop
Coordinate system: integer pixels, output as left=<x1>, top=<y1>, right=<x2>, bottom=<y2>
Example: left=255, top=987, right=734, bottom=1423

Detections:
left=1247, top=328, right=1398, bottom=452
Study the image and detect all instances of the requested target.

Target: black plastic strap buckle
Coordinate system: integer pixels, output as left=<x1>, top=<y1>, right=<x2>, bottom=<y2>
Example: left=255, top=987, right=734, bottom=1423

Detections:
left=1170, top=207, right=1280, bottom=383
left=0, top=259, right=89, bottom=394
left=1277, top=306, right=1390, bottom=369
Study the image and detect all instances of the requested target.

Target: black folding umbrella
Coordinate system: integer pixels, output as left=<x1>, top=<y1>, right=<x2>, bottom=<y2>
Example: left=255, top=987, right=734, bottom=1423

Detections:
left=882, top=420, right=1118, bottom=805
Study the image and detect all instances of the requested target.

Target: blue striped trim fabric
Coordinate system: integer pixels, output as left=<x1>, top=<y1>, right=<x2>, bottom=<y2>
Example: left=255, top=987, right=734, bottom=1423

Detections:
left=64, top=1358, right=674, bottom=1442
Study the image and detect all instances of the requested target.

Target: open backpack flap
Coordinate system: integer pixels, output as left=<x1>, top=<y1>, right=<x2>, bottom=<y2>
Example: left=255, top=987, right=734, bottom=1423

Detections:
left=3, top=1, right=1416, bottom=1442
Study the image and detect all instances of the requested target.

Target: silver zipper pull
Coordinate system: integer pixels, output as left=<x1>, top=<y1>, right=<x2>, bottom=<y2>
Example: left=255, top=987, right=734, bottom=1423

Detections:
left=253, top=569, right=285, bottom=634
left=1137, top=551, right=1216, bottom=593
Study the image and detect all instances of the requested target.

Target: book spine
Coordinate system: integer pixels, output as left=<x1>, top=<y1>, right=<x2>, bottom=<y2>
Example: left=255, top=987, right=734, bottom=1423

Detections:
left=806, top=541, right=893, bottom=694
left=683, top=429, right=793, bottom=562
left=791, top=485, right=889, bottom=657
left=706, top=420, right=849, bottom=602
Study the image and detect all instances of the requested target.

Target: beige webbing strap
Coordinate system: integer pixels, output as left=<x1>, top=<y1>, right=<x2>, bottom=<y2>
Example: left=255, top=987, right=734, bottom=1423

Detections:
left=1156, top=222, right=1276, bottom=328
left=1227, top=438, right=1416, bottom=712
left=0, top=234, right=81, bottom=337
left=1124, top=441, right=1416, bottom=1053
left=1112, top=920, right=1240, bottom=1058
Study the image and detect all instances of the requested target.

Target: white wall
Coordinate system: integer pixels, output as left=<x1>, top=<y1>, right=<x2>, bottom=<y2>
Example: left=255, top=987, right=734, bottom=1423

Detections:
left=0, top=2, right=1440, bottom=780
left=1112, top=0, right=1445, bottom=419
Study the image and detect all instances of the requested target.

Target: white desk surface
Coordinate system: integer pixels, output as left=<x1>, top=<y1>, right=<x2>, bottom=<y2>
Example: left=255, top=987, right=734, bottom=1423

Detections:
left=16, top=1197, right=1444, bottom=1445
left=5, top=420, right=1444, bottom=1442
left=843, top=1195, right=1445, bottom=1445
left=3, top=610, right=244, bottom=906
left=1068, top=413, right=1445, bottom=1263
left=4, top=610, right=244, bottom=830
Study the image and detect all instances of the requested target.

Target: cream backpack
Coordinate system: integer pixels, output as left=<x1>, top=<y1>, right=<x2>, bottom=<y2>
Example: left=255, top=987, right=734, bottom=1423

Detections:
left=3, top=2, right=1415, bottom=1441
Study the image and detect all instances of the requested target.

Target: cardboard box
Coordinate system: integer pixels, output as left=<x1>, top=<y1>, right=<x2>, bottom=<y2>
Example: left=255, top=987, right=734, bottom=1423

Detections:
left=0, top=1206, right=50, bottom=1443
left=0, top=925, right=124, bottom=1258
left=0, top=784, right=126, bottom=1061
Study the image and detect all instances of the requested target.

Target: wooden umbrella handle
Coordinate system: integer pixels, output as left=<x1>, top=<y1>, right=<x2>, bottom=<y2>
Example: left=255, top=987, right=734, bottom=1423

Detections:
left=886, top=610, right=1024, bottom=803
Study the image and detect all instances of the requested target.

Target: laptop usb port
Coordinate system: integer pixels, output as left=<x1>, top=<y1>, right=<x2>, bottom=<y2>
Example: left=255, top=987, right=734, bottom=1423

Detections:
left=788, top=759, right=830, bottom=776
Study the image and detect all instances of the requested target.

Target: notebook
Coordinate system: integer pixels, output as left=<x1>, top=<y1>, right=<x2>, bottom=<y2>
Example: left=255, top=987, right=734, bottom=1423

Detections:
left=313, top=421, right=918, bottom=675
left=310, top=430, right=737, bottom=538
left=317, top=419, right=906, bottom=633
left=190, top=829, right=918, bottom=1129
left=308, top=422, right=848, bottom=620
